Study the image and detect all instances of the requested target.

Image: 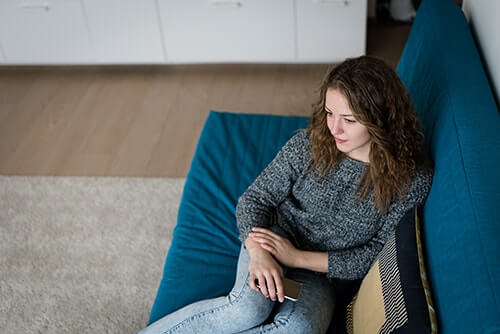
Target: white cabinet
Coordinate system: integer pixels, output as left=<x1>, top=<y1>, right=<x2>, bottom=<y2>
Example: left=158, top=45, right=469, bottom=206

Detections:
left=0, top=0, right=367, bottom=64
left=0, top=0, right=93, bottom=64
left=0, top=44, right=5, bottom=62
left=157, top=0, right=295, bottom=63
left=84, top=0, right=165, bottom=63
left=296, top=0, right=367, bottom=61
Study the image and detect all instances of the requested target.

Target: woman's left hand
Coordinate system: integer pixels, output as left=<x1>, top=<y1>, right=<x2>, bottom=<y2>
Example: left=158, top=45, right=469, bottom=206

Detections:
left=249, top=227, right=300, bottom=268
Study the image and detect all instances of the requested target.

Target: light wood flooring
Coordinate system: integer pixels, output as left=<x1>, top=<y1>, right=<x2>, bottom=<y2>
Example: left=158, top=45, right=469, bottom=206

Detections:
left=0, top=21, right=412, bottom=177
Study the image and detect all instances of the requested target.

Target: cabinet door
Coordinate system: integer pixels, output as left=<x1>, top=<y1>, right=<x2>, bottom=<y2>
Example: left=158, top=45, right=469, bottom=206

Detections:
left=84, top=0, right=165, bottom=63
left=0, top=0, right=93, bottom=64
left=158, top=0, right=295, bottom=63
left=296, top=0, right=367, bottom=62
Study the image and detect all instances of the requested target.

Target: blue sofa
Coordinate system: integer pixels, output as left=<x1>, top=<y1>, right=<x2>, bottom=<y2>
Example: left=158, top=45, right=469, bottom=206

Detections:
left=149, top=0, right=500, bottom=332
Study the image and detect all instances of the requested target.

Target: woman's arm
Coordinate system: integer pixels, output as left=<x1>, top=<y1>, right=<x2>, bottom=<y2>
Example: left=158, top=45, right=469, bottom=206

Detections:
left=250, top=168, right=433, bottom=280
left=236, top=131, right=310, bottom=243
left=295, top=250, right=328, bottom=273
left=249, top=227, right=328, bottom=273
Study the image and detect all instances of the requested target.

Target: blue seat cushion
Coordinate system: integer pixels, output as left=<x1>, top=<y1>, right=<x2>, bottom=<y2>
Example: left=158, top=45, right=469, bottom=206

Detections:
left=149, top=111, right=309, bottom=324
left=397, top=0, right=500, bottom=332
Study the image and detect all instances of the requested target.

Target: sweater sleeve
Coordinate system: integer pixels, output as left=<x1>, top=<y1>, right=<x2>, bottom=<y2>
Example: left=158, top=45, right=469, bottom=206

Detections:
left=236, top=130, right=310, bottom=243
left=327, top=169, right=433, bottom=280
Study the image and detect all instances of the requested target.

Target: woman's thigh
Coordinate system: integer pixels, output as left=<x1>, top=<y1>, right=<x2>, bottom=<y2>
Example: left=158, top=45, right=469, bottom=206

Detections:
left=138, top=246, right=276, bottom=334
left=240, top=269, right=336, bottom=334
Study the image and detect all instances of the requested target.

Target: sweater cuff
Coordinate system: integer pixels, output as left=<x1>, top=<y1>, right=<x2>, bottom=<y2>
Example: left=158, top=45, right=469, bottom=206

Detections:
left=238, top=226, right=253, bottom=245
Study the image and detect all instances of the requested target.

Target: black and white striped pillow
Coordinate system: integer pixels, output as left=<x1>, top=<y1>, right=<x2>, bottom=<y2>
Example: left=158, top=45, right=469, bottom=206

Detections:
left=345, top=207, right=438, bottom=334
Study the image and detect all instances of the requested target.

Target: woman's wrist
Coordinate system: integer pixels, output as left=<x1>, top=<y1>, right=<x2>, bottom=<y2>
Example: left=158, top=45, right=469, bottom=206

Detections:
left=294, top=250, right=328, bottom=273
left=290, top=249, right=304, bottom=268
left=244, top=236, right=265, bottom=254
left=294, top=249, right=309, bottom=269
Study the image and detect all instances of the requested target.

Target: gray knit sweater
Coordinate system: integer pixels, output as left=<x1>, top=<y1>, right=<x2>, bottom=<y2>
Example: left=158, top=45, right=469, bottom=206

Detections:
left=236, top=130, right=433, bottom=281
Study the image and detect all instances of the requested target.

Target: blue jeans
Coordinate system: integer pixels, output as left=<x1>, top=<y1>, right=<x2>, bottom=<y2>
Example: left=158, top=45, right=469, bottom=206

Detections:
left=139, top=245, right=336, bottom=334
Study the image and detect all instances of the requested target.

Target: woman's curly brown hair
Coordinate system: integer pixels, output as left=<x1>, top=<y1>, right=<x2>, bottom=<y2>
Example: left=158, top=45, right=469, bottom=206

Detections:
left=308, top=56, right=432, bottom=215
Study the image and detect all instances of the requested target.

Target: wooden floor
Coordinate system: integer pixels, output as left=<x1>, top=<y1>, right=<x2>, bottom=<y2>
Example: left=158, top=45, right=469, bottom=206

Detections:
left=0, top=21, right=412, bottom=177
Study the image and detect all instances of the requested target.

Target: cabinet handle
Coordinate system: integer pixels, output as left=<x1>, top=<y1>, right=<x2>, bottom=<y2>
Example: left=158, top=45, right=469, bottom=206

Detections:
left=209, top=0, right=243, bottom=8
left=20, top=1, right=52, bottom=11
left=315, top=0, right=349, bottom=5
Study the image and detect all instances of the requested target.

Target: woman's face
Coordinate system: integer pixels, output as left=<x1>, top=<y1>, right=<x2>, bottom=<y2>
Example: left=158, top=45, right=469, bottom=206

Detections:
left=325, top=88, right=372, bottom=163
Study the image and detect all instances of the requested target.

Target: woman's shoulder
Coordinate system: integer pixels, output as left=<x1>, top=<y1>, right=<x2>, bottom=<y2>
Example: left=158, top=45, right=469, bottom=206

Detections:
left=277, top=129, right=312, bottom=169
left=384, top=167, right=433, bottom=218
left=281, top=129, right=311, bottom=152
left=405, top=167, right=434, bottom=205
left=290, top=128, right=310, bottom=142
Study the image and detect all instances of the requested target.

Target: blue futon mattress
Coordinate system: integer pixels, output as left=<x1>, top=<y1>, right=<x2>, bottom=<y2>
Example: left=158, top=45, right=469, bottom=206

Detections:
left=149, top=111, right=309, bottom=323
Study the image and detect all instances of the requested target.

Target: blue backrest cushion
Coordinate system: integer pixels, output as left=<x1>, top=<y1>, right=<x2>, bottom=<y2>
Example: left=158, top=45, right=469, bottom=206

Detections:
left=397, top=0, right=500, bottom=333
left=149, top=111, right=309, bottom=323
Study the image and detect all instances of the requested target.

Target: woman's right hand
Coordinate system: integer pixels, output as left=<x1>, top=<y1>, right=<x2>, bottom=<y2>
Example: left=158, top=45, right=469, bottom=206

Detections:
left=245, top=236, right=285, bottom=303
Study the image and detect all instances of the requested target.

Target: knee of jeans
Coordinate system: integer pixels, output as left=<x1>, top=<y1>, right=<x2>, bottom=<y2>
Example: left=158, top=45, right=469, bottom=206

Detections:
left=232, top=289, right=275, bottom=325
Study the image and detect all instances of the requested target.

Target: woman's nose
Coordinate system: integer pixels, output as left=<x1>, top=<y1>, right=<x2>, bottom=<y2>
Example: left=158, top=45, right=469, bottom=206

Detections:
left=331, top=119, right=343, bottom=135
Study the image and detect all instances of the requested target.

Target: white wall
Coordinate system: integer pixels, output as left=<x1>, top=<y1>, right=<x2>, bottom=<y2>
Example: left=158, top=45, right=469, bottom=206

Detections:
left=462, top=0, right=500, bottom=104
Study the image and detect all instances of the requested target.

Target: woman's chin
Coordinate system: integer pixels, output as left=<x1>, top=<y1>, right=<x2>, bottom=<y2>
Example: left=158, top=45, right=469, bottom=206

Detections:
left=335, top=143, right=349, bottom=152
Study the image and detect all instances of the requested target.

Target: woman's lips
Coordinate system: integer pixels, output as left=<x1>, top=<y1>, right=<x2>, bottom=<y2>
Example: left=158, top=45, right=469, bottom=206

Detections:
left=335, top=137, right=347, bottom=144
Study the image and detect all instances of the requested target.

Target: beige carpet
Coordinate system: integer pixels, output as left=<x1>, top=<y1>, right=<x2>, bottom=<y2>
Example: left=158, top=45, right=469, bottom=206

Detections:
left=0, top=176, right=185, bottom=334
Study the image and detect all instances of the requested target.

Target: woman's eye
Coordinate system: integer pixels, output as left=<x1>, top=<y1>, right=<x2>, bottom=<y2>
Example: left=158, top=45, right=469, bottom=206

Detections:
left=326, top=111, right=333, bottom=117
left=345, top=119, right=356, bottom=124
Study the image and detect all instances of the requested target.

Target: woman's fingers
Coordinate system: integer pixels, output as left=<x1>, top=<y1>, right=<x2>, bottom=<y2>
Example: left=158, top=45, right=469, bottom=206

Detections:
left=264, top=272, right=277, bottom=301
left=274, top=274, right=285, bottom=303
left=258, top=273, right=269, bottom=297
left=250, top=232, right=277, bottom=246
left=250, top=233, right=278, bottom=254
left=249, top=273, right=259, bottom=291
left=250, top=232, right=274, bottom=240
left=269, top=268, right=284, bottom=303
left=259, top=243, right=276, bottom=255
left=251, top=228, right=281, bottom=240
left=252, top=271, right=282, bottom=301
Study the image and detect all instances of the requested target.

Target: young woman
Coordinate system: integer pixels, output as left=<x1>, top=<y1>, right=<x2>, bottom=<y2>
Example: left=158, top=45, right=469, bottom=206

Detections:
left=139, top=56, right=433, bottom=334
